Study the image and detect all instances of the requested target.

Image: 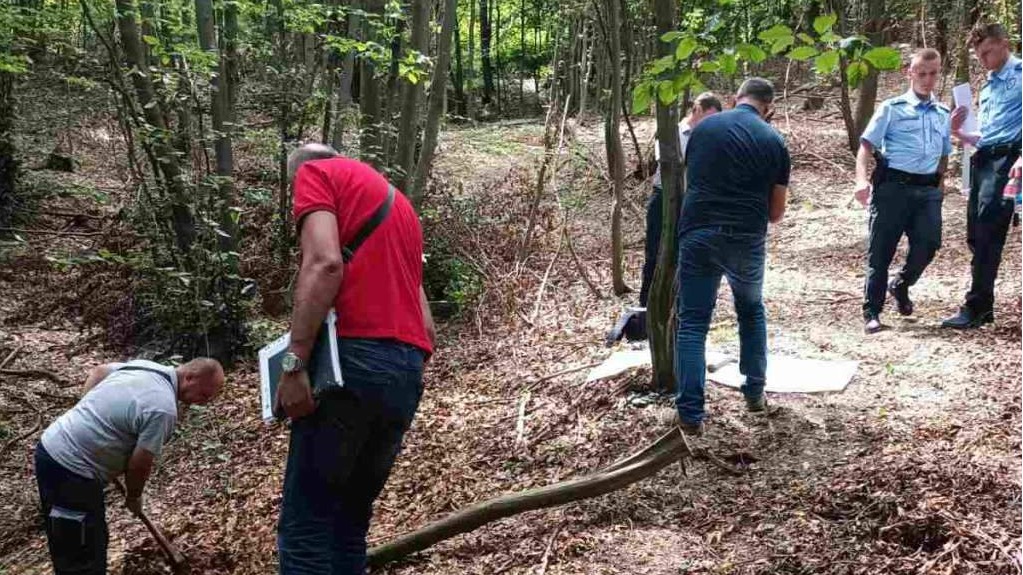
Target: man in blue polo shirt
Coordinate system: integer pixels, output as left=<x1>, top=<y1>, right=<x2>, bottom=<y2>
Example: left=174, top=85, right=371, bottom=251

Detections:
left=672, top=78, right=790, bottom=435
left=854, top=48, right=951, bottom=334
left=943, top=21, right=1022, bottom=328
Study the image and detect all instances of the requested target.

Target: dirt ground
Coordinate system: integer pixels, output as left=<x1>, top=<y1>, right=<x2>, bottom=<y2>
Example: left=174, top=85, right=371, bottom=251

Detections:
left=0, top=75, right=1020, bottom=575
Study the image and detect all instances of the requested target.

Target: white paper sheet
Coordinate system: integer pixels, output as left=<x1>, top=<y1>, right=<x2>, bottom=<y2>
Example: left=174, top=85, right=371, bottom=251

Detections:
left=586, top=348, right=858, bottom=394
left=952, top=83, right=980, bottom=139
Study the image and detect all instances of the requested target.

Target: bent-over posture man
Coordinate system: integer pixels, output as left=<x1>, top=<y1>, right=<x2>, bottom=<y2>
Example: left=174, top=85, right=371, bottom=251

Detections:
left=276, top=144, right=436, bottom=574
left=35, top=358, right=224, bottom=575
left=673, top=78, right=789, bottom=435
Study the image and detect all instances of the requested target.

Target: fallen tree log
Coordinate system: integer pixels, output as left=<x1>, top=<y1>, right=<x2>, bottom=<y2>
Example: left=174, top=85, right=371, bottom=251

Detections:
left=367, top=428, right=693, bottom=567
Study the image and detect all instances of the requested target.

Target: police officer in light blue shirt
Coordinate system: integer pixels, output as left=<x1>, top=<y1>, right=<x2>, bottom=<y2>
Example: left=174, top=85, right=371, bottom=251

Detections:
left=854, top=48, right=950, bottom=334
left=943, top=21, right=1022, bottom=328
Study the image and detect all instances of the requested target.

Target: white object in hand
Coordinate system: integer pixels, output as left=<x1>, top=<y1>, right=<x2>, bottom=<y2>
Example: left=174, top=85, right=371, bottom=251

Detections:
left=952, top=83, right=981, bottom=140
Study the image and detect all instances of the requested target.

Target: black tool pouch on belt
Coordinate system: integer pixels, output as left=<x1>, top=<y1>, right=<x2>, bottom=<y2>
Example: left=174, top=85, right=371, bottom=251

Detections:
left=871, top=149, right=888, bottom=188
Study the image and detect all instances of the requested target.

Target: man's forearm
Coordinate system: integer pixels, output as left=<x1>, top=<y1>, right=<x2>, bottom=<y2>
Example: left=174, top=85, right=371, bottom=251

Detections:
left=124, top=448, right=155, bottom=498
left=289, top=259, right=343, bottom=360
left=937, top=156, right=948, bottom=178
left=855, top=144, right=873, bottom=184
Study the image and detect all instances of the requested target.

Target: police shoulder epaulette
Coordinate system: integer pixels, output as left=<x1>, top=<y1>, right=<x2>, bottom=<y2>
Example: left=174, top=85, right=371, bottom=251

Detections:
left=936, top=102, right=951, bottom=113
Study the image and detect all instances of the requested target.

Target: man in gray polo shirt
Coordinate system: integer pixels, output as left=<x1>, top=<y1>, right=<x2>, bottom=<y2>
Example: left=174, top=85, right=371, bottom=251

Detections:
left=35, top=358, right=224, bottom=575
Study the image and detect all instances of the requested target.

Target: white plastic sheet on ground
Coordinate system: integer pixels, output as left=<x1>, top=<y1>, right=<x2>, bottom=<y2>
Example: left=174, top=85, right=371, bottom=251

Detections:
left=586, top=347, right=858, bottom=394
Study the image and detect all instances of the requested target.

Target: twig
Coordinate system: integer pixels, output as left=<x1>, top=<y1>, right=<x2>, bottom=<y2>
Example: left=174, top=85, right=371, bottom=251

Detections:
left=514, top=391, right=531, bottom=446
left=537, top=520, right=566, bottom=575
left=0, top=369, right=71, bottom=386
left=524, top=362, right=602, bottom=393
left=0, top=345, right=21, bottom=371
left=0, top=227, right=102, bottom=238
left=564, top=224, right=604, bottom=300
left=529, top=238, right=563, bottom=324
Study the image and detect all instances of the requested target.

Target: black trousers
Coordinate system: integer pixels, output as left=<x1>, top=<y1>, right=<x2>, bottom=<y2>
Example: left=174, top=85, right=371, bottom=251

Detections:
left=964, top=147, right=1020, bottom=314
left=639, top=186, right=663, bottom=307
left=35, top=443, right=108, bottom=575
left=863, top=181, right=943, bottom=317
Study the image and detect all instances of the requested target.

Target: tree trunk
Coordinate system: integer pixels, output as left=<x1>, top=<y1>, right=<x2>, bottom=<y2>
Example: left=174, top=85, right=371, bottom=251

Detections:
left=367, top=429, right=690, bottom=567
left=852, top=0, right=884, bottom=147
left=453, top=7, right=465, bottom=117
left=467, top=0, right=476, bottom=118
left=360, top=0, right=386, bottom=168
left=578, top=21, right=592, bottom=117
left=115, top=0, right=194, bottom=251
left=494, top=0, right=502, bottom=116
left=195, top=0, right=237, bottom=250
left=409, top=0, right=457, bottom=205
left=395, top=0, right=431, bottom=191
left=648, top=0, right=682, bottom=391
left=0, top=72, right=16, bottom=229
left=519, top=0, right=526, bottom=110
left=837, top=53, right=858, bottom=154
left=333, top=7, right=360, bottom=149
left=479, top=0, right=494, bottom=108
left=599, top=0, right=628, bottom=296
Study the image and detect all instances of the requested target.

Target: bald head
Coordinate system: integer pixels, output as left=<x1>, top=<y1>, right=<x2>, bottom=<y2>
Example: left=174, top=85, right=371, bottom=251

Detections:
left=287, top=143, right=340, bottom=183
left=175, top=358, right=224, bottom=405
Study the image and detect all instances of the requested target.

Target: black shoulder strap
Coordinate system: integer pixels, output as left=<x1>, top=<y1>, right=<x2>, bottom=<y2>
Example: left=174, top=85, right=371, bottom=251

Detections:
left=341, top=184, right=396, bottom=264
left=117, top=365, right=174, bottom=387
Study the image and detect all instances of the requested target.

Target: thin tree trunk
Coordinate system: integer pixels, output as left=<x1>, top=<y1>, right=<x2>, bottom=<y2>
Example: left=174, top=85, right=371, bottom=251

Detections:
left=409, top=0, right=457, bottom=205
left=648, top=0, right=682, bottom=391
left=480, top=0, right=493, bottom=107
left=453, top=7, right=465, bottom=117
left=495, top=0, right=502, bottom=116
left=601, top=0, right=628, bottom=295
left=519, top=0, right=525, bottom=109
left=468, top=0, right=476, bottom=118
left=367, top=429, right=690, bottom=567
left=395, top=0, right=431, bottom=191
left=115, top=0, right=194, bottom=251
left=360, top=0, right=386, bottom=167
left=0, top=72, right=16, bottom=229
left=853, top=0, right=884, bottom=145
left=333, top=7, right=360, bottom=149
left=578, top=20, right=592, bottom=117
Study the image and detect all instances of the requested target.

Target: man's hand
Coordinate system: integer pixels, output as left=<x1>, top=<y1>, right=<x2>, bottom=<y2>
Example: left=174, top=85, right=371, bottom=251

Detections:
left=277, top=370, right=315, bottom=420
left=854, top=181, right=872, bottom=207
left=1011, top=157, right=1022, bottom=180
left=125, top=494, right=143, bottom=517
left=950, top=106, right=980, bottom=146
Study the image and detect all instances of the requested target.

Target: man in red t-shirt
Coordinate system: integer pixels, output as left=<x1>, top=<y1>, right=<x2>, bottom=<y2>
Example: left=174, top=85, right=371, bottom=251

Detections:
left=275, top=143, right=435, bottom=575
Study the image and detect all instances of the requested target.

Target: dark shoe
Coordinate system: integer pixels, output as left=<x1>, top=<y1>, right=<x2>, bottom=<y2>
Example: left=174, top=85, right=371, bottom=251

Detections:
left=941, top=307, right=994, bottom=329
left=745, top=394, right=767, bottom=413
left=888, top=280, right=913, bottom=316
left=679, top=421, right=705, bottom=437
left=864, top=315, right=883, bottom=334
left=658, top=408, right=704, bottom=436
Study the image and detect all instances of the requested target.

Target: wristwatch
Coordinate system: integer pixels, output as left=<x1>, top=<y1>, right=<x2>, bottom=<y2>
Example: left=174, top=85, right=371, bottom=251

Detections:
left=281, top=352, right=306, bottom=374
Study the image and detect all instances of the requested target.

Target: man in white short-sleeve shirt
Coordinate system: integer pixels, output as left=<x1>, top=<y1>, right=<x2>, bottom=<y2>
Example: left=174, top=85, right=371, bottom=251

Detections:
left=35, top=358, right=223, bottom=575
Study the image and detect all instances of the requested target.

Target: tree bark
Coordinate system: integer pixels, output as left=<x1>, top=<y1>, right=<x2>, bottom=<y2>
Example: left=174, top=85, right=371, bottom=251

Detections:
left=333, top=6, right=360, bottom=149
left=599, top=0, right=629, bottom=296
left=409, top=0, right=457, bottom=206
left=360, top=0, right=386, bottom=168
left=852, top=0, right=884, bottom=148
left=467, top=0, right=477, bottom=118
left=453, top=6, right=465, bottom=117
left=395, top=0, right=431, bottom=191
left=115, top=0, right=194, bottom=251
left=0, top=72, right=15, bottom=230
left=648, top=0, right=682, bottom=391
left=367, top=429, right=690, bottom=567
left=479, top=0, right=494, bottom=107
left=578, top=20, right=592, bottom=117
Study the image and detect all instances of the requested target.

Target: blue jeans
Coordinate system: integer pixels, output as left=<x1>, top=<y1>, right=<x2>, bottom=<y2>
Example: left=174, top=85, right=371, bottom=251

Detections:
left=674, top=227, right=767, bottom=425
left=277, top=338, right=424, bottom=575
left=35, top=442, right=108, bottom=575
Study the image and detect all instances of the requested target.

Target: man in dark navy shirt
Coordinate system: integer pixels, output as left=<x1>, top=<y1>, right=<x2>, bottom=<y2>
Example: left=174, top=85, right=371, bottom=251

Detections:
left=673, top=78, right=790, bottom=435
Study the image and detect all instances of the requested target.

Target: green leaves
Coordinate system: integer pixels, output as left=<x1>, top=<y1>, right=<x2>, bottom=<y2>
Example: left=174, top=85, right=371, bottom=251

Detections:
left=717, top=52, right=737, bottom=75
left=787, top=46, right=818, bottom=61
left=814, top=50, right=840, bottom=74
left=737, top=43, right=767, bottom=63
left=846, top=60, right=870, bottom=86
left=813, top=14, right=838, bottom=35
left=675, top=36, right=699, bottom=60
left=758, top=24, right=795, bottom=55
left=632, top=83, right=653, bottom=114
left=862, top=46, right=902, bottom=70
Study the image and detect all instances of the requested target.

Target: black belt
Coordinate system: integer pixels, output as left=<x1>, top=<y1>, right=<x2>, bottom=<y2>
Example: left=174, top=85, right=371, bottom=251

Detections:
left=977, top=141, right=1021, bottom=159
left=879, top=167, right=940, bottom=187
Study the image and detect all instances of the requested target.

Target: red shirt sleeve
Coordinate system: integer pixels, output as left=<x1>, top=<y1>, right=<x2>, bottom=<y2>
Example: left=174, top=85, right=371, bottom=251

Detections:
left=292, top=163, right=337, bottom=231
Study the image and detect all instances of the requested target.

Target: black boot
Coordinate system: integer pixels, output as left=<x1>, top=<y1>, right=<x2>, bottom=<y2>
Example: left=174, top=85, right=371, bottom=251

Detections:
left=888, top=279, right=913, bottom=316
left=941, top=307, right=994, bottom=329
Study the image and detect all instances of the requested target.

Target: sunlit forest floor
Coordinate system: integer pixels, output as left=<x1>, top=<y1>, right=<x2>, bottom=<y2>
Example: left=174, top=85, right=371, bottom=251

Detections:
left=1, top=74, right=1020, bottom=574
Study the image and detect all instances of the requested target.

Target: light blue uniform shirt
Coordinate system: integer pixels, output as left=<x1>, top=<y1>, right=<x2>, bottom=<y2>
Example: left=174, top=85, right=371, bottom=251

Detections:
left=861, top=90, right=952, bottom=175
left=978, top=54, right=1022, bottom=148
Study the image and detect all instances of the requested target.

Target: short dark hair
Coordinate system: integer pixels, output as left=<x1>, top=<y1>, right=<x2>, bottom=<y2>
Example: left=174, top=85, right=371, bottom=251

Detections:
left=736, top=77, right=775, bottom=104
left=970, top=22, right=1008, bottom=47
left=911, top=47, right=941, bottom=67
left=693, top=92, right=723, bottom=113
